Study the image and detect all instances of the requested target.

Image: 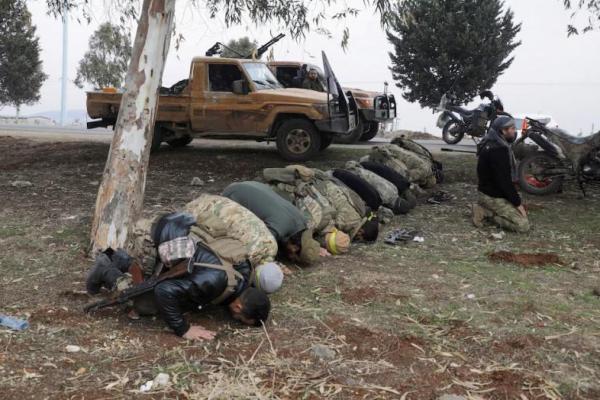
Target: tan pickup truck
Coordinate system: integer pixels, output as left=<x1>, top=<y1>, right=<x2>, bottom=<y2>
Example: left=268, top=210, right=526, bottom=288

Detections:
left=268, top=61, right=396, bottom=143
left=87, top=56, right=358, bottom=161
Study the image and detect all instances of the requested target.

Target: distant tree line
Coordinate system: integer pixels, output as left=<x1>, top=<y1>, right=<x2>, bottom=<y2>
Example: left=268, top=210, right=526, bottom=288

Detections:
left=0, top=0, right=47, bottom=115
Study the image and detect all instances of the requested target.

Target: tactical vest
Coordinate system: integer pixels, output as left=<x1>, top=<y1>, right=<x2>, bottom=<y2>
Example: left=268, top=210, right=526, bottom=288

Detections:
left=263, top=168, right=336, bottom=234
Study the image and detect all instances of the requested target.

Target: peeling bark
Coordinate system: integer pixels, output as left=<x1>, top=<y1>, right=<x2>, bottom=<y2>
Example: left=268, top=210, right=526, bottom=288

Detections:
left=89, top=0, right=175, bottom=254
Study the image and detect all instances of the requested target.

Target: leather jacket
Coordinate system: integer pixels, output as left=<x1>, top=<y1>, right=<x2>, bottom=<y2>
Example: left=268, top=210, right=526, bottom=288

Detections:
left=154, top=242, right=251, bottom=336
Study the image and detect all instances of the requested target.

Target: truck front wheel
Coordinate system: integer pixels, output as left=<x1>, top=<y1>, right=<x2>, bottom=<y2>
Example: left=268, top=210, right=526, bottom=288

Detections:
left=359, top=122, right=380, bottom=142
left=276, top=119, right=321, bottom=161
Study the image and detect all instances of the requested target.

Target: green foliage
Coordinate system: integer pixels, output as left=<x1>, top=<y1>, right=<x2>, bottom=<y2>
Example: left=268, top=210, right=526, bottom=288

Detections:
left=563, top=0, right=600, bottom=35
left=44, top=1, right=394, bottom=47
left=220, top=37, right=258, bottom=58
left=74, top=23, right=132, bottom=89
left=387, top=0, right=521, bottom=108
left=0, top=0, right=47, bottom=110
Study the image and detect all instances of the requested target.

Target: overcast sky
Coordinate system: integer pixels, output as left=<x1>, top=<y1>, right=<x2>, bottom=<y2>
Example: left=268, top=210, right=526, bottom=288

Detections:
left=9, top=0, right=600, bottom=134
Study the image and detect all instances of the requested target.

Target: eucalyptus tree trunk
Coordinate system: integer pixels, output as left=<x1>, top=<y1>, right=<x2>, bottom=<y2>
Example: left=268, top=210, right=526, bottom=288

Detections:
left=89, top=0, right=175, bottom=254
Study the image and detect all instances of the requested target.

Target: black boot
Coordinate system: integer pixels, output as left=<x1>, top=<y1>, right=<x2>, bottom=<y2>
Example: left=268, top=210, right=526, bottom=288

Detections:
left=86, top=254, right=125, bottom=294
left=110, top=248, right=133, bottom=273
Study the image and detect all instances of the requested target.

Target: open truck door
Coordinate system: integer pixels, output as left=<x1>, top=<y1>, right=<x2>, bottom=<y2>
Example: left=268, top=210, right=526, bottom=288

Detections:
left=315, top=51, right=359, bottom=136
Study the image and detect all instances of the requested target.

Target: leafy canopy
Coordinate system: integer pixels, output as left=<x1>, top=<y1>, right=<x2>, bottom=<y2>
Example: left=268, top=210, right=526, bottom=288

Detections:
left=74, top=23, right=132, bottom=89
left=387, top=0, right=521, bottom=108
left=44, top=0, right=394, bottom=49
left=0, top=0, right=47, bottom=109
left=563, top=0, right=600, bottom=34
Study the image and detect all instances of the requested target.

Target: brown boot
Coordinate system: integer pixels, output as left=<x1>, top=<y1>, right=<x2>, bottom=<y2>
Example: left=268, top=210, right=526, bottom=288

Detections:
left=472, top=204, right=489, bottom=228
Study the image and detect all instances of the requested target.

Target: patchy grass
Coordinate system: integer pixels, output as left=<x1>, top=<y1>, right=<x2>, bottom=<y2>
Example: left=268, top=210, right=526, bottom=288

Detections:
left=0, top=136, right=599, bottom=399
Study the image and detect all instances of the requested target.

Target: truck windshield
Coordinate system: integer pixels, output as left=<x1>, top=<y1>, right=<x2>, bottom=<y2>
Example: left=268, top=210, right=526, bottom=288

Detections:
left=243, top=63, right=282, bottom=90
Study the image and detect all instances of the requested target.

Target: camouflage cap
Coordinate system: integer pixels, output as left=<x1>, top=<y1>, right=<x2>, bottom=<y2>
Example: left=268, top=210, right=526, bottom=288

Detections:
left=299, top=229, right=320, bottom=264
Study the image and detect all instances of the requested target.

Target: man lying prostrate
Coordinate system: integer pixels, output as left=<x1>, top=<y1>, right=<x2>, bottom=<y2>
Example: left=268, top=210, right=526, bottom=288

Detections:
left=223, top=181, right=324, bottom=264
left=345, top=161, right=413, bottom=215
left=360, top=160, right=417, bottom=212
left=261, top=165, right=379, bottom=249
left=86, top=212, right=278, bottom=341
left=184, top=194, right=279, bottom=267
left=331, top=169, right=383, bottom=213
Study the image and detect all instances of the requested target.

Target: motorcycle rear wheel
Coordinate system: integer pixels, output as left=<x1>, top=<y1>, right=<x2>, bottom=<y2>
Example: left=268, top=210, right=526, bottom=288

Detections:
left=442, top=120, right=465, bottom=145
left=518, top=152, right=564, bottom=195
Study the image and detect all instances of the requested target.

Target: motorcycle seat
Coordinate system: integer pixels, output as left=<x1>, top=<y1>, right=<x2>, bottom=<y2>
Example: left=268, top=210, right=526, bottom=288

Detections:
left=550, top=128, right=600, bottom=145
left=448, top=105, right=476, bottom=116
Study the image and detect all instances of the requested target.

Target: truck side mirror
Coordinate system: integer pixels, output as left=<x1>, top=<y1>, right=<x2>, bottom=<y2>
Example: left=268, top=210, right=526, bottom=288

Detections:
left=233, top=80, right=250, bottom=95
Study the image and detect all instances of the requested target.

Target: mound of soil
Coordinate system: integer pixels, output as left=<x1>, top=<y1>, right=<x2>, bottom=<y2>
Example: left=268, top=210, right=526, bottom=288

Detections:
left=488, top=251, right=564, bottom=267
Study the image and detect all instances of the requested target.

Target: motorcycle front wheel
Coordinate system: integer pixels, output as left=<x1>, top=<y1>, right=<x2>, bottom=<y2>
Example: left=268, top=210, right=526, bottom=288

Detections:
left=442, top=120, right=465, bottom=145
left=518, top=152, right=564, bottom=195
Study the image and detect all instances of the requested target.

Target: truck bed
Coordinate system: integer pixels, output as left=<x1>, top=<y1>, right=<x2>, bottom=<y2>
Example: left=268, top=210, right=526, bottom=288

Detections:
left=86, top=91, right=190, bottom=125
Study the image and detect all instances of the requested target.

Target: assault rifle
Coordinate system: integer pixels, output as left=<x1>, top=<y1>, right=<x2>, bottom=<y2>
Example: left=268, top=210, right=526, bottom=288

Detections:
left=83, top=260, right=188, bottom=313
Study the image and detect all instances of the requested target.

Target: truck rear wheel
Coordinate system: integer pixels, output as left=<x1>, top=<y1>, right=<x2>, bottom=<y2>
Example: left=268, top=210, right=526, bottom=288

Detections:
left=167, top=135, right=193, bottom=148
left=151, top=124, right=164, bottom=153
left=276, top=119, right=321, bottom=161
left=320, top=134, right=334, bottom=150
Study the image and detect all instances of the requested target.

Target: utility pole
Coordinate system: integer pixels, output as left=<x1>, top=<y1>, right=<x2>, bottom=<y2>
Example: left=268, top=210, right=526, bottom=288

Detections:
left=60, top=13, right=68, bottom=126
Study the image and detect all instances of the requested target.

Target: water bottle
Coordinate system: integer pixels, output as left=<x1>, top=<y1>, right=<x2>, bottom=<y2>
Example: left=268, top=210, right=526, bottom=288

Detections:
left=0, top=314, right=29, bottom=331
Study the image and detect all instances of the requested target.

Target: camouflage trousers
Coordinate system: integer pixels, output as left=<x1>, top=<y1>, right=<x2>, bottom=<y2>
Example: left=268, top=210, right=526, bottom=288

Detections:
left=478, top=193, right=530, bottom=233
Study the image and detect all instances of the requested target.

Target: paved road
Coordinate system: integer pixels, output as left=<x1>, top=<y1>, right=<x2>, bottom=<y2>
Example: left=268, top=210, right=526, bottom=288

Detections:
left=0, top=124, right=477, bottom=154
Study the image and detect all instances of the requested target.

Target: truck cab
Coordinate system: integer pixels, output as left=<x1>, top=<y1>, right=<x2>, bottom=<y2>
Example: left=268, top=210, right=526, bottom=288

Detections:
left=268, top=60, right=397, bottom=143
left=87, top=56, right=358, bottom=161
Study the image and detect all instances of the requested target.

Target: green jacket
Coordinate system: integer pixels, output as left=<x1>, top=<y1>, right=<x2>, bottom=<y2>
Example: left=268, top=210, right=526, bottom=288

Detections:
left=223, top=181, right=307, bottom=244
left=302, top=78, right=324, bottom=92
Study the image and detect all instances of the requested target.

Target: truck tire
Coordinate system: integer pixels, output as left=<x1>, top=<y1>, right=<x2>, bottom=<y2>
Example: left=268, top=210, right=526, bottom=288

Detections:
left=320, top=134, right=334, bottom=150
left=334, top=119, right=364, bottom=144
left=276, top=119, right=321, bottom=161
left=151, top=124, right=164, bottom=153
left=359, top=122, right=380, bottom=142
left=167, top=135, right=193, bottom=148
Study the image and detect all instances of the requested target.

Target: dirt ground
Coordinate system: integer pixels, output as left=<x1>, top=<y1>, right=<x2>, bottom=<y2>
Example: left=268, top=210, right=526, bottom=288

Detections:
left=1, top=135, right=599, bottom=399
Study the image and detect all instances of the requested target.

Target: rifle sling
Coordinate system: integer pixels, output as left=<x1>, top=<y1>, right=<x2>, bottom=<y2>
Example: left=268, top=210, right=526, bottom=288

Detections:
left=193, top=262, right=244, bottom=305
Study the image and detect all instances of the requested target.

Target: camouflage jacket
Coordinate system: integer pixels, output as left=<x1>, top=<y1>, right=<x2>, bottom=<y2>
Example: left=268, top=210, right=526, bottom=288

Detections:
left=375, top=144, right=435, bottom=188
left=127, top=217, right=160, bottom=277
left=312, top=169, right=364, bottom=237
left=263, top=166, right=336, bottom=234
left=184, top=194, right=278, bottom=266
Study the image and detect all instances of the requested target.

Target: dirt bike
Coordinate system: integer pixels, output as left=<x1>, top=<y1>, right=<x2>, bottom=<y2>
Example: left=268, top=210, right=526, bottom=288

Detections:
left=436, top=91, right=508, bottom=145
left=516, top=117, right=600, bottom=196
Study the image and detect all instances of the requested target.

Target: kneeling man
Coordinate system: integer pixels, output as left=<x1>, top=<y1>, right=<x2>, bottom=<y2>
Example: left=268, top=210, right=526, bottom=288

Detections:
left=474, top=117, right=530, bottom=233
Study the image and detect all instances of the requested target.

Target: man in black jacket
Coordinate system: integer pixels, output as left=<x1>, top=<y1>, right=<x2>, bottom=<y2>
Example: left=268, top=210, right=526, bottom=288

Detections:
left=474, top=117, right=530, bottom=233
left=86, top=212, right=271, bottom=341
